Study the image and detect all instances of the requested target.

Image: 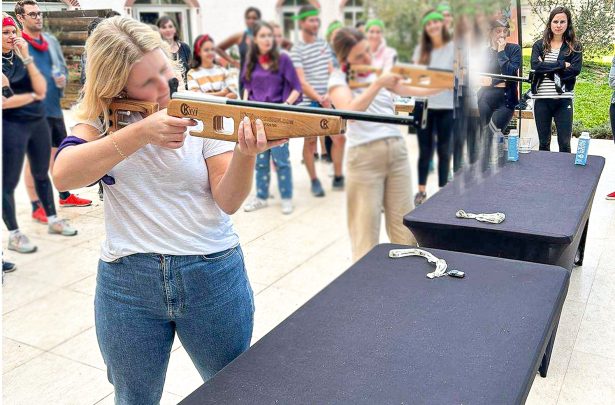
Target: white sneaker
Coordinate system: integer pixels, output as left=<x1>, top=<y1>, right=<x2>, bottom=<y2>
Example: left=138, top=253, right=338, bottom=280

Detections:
left=48, top=219, right=78, bottom=236
left=281, top=199, right=294, bottom=215
left=8, top=232, right=37, bottom=254
left=243, top=197, right=268, bottom=212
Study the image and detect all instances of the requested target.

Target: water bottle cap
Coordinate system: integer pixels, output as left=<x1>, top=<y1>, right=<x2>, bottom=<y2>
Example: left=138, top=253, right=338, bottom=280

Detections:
left=581, top=131, right=590, bottom=138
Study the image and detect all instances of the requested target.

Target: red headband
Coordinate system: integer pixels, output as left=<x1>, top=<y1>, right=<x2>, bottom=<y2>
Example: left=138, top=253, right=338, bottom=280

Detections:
left=194, top=34, right=214, bottom=58
left=2, top=16, right=17, bottom=28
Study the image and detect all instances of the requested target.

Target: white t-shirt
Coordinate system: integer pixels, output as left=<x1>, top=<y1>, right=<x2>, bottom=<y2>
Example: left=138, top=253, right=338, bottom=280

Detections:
left=73, top=114, right=238, bottom=262
left=328, top=69, right=400, bottom=149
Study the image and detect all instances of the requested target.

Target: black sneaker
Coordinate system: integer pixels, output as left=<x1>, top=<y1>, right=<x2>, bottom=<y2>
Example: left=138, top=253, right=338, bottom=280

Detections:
left=332, top=176, right=345, bottom=190
left=311, top=178, right=325, bottom=197
left=2, top=260, right=17, bottom=273
left=414, top=191, right=427, bottom=206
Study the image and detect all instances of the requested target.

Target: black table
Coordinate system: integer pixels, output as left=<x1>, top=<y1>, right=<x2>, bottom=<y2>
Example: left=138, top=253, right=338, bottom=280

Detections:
left=404, top=151, right=605, bottom=270
left=181, top=244, right=570, bottom=405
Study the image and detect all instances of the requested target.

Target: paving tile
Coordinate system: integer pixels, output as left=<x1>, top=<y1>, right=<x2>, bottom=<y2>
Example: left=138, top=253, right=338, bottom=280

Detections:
left=163, top=347, right=204, bottom=397
left=2, top=273, right=61, bottom=314
left=558, top=350, right=615, bottom=405
left=11, top=246, right=98, bottom=288
left=51, top=326, right=106, bottom=371
left=574, top=304, right=615, bottom=360
left=3, top=288, right=94, bottom=351
left=2, top=352, right=113, bottom=405
left=2, top=337, right=44, bottom=374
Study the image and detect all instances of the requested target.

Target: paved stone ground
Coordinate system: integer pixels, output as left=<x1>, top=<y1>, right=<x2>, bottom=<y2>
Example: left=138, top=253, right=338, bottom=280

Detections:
left=2, top=117, right=614, bottom=404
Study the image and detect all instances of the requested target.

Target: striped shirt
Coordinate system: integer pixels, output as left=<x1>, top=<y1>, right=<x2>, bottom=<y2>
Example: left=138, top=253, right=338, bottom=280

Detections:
left=533, top=48, right=574, bottom=99
left=186, top=65, right=231, bottom=94
left=291, top=38, right=331, bottom=105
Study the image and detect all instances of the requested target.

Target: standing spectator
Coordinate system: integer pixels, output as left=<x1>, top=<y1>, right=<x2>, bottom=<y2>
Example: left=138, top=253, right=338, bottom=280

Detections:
left=187, top=34, right=236, bottom=98
left=607, top=55, right=615, bottom=200
left=241, top=22, right=302, bottom=215
left=291, top=4, right=345, bottom=196
left=365, top=19, right=397, bottom=72
left=216, top=7, right=261, bottom=97
left=355, top=20, right=366, bottom=33
left=437, top=3, right=453, bottom=33
left=156, top=16, right=191, bottom=86
left=270, top=21, right=292, bottom=52
left=412, top=9, right=455, bottom=206
left=2, top=73, right=18, bottom=274
left=477, top=18, right=521, bottom=131
left=3, top=12, right=77, bottom=254
left=530, top=6, right=582, bottom=153
left=16, top=0, right=92, bottom=226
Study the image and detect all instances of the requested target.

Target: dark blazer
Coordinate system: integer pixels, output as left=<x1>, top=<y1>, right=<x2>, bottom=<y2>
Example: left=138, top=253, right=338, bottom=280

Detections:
left=530, top=40, right=582, bottom=95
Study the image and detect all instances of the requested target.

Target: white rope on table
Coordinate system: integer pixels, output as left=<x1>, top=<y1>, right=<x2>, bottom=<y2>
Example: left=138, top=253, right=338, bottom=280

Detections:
left=389, top=248, right=448, bottom=279
left=455, top=209, right=505, bottom=224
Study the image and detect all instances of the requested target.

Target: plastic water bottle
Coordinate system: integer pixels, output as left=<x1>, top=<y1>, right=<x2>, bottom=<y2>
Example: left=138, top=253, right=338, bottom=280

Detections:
left=575, top=132, right=590, bottom=165
left=507, top=129, right=519, bottom=162
left=51, top=65, right=63, bottom=88
left=490, top=126, right=504, bottom=167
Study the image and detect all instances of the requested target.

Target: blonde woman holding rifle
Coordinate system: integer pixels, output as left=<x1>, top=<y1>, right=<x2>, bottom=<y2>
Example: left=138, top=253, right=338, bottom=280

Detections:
left=53, top=17, right=286, bottom=403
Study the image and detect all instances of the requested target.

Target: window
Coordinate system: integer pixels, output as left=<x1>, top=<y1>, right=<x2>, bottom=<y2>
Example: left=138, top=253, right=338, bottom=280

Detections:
left=279, top=0, right=312, bottom=42
left=134, top=0, right=185, bottom=4
left=343, top=0, right=365, bottom=28
left=521, top=16, right=526, bottom=26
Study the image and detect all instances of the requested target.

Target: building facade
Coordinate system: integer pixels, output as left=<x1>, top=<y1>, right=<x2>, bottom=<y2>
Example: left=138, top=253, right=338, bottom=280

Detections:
left=2, top=0, right=367, bottom=49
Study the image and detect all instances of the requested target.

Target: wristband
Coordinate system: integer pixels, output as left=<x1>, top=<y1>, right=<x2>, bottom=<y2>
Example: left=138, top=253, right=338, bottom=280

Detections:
left=22, top=56, right=33, bottom=65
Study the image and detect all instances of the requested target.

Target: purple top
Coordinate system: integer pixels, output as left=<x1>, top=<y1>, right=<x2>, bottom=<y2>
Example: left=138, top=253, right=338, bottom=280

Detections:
left=242, top=53, right=303, bottom=104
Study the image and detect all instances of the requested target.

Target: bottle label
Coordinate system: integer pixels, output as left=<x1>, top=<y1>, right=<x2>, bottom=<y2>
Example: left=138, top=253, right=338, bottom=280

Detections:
left=575, top=138, right=590, bottom=165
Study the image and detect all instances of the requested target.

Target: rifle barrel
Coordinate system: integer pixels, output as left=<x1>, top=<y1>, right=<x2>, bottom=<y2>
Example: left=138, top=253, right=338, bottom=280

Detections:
left=172, top=92, right=419, bottom=127
left=477, top=72, right=532, bottom=83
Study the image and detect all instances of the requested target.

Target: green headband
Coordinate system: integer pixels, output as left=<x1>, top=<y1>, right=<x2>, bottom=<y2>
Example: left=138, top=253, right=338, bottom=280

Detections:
left=326, top=21, right=343, bottom=39
left=421, top=11, right=444, bottom=27
left=436, top=4, right=451, bottom=13
left=365, top=19, right=385, bottom=32
left=292, top=9, right=319, bottom=21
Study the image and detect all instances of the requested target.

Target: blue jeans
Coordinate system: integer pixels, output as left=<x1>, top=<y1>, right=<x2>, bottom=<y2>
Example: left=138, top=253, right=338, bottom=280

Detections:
left=255, top=143, right=292, bottom=200
left=95, top=245, right=254, bottom=405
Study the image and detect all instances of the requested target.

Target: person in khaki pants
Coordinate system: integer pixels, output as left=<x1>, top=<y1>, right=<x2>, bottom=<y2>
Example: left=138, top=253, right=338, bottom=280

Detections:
left=345, top=138, right=414, bottom=261
left=328, top=28, right=441, bottom=261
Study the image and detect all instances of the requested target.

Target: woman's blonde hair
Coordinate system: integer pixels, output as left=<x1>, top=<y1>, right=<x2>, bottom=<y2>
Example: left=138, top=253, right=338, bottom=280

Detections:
left=2, top=12, right=22, bottom=36
left=74, top=16, right=178, bottom=133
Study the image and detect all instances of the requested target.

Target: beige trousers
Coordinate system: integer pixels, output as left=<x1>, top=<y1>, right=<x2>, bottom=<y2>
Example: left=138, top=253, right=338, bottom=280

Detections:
left=346, top=137, right=416, bottom=262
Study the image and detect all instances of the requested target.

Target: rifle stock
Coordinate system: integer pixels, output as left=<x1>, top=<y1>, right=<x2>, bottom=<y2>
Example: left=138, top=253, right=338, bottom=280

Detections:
left=348, top=64, right=454, bottom=90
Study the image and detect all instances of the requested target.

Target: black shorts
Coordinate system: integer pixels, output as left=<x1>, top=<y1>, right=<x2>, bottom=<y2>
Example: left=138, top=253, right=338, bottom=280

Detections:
left=47, top=116, right=68, bottom=148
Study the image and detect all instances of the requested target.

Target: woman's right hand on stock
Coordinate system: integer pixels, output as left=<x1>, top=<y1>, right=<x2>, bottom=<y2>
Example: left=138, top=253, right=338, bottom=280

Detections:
left=376, top=73, right=402, bottom=91
left=138, top=109, right=197, bottom=149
